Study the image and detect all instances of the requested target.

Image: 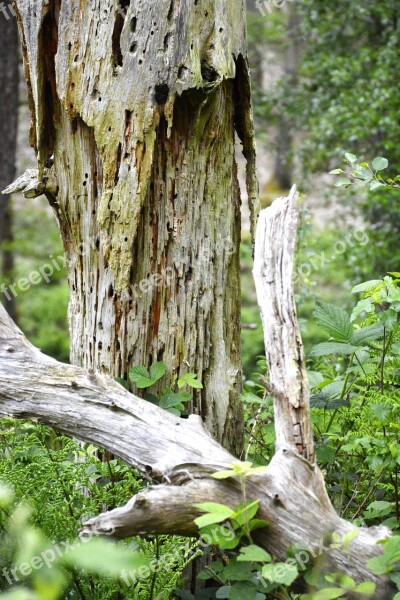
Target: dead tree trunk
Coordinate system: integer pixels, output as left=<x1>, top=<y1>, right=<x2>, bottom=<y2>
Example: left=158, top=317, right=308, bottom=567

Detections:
left=0, top=188, right=393, bottom=597
left=0, top=8, right=19, bottom=322
left=11, top=0, right=259, bottom=455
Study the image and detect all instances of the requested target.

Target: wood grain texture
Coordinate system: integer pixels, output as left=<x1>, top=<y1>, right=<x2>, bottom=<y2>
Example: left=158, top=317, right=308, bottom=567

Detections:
left=13, top=0, right=261, bottom=453
left=253, top=186, right=314, bottom=462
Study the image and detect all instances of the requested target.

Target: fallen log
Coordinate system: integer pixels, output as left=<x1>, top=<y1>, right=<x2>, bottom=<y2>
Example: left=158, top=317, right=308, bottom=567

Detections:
left=0, top=188, right=393, bottom=596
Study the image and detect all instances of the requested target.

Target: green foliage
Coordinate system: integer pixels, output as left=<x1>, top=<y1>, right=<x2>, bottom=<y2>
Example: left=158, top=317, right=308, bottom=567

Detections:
left=307, top=275, right=400, bottom=527
left=330, top=154, right=400, bottom=192
left=12, top=203, right=69, bottom=363
left=0, top=482, right=148, bottom=600
left=127, top=361, right=203, bottom=417
left=256, top=0, right=400, bottom=272
left=234, top=272, right=400, bottom=598
left=0, top=422, right=197, bottom=599
left=192, top=465, right=390, bottom=599
left=194, top=462, right=268, bottom=551
left=129, top=362, right=168, bottom=388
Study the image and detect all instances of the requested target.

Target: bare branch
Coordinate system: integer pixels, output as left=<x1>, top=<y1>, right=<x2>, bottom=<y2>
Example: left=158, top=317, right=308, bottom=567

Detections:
left=253, top=186, right=314, bottom=462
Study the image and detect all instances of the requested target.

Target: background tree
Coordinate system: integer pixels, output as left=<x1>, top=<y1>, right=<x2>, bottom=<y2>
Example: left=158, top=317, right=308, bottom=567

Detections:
left=0, top=8, right=19, bottom=322
left=267, top=0, right=400, bottom=272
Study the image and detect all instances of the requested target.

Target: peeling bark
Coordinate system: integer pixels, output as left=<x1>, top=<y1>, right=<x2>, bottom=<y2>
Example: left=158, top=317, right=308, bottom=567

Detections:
left=13, top=0, right=260, bottom=453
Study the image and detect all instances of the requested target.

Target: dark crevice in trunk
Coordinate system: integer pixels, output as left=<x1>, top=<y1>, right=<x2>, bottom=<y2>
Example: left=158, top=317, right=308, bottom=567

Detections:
left=112, top=0, right=131, bottom=70
left=232, top=53, right=259, bottom=243
left=38, top=0, right=61, bottom=171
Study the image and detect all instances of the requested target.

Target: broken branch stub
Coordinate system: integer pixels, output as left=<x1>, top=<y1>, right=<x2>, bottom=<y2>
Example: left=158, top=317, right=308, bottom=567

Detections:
left=253, top=185, right=315, bottom=463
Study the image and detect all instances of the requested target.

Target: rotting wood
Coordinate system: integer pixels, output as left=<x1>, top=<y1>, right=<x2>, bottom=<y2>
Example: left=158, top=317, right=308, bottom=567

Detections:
left=12, top=0, right=260, bottom=454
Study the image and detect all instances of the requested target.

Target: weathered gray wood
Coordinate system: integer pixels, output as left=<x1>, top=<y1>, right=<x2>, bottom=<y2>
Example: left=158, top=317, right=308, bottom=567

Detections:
left=253, top=186, right=314, bottom=462
left=13, top=0, right=260, bottom=454
left=0, top=192, right=394, bottom=596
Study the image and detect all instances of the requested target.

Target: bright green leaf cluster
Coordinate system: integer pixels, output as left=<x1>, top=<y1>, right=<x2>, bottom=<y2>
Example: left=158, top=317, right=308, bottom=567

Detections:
left=330, top=154, right=399, bottom=192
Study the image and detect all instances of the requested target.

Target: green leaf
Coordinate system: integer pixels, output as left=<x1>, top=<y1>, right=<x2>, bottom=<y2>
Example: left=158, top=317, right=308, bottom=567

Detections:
left=237, top=545, right=271, bottom=562
left=239, top=391, right=265, bottom=405
left=341, top=529, right=359, bottom=548
left=212, top=469, right=237, bottom=480
left=370, top=180, right=385, bottom=191
left=149, top=361, right=167, bottom=382
left=222, top=559, right=255, bottom=582
left=344, top=153, right=357, bottom=163
left=318, top=380, right=345, bottom=399
left=261, top=563, right=298, bottom=586
left=370, top=402, right=391, bottom=424
left=159, top=392, right=187, bottom=409
left=64, top=539, right=149, bottom=577
left=233, top=501, right=260, bottom=526
left=249, top=518, right=269, bottom=532
left=166, top=406, right=183, bottom=416
left=351, top=298, right=375, bottom=322
left=351, top=280, right=382, bottom=294
left=329, top=168, right=344, bottom=174
left=333, top=574, right=355, bottom=590
left=335, top=178, right=352, bottom=187
left=195, top=502, right=235, bottom=515
left=367, top=555, right=390, bottom=575
left=354, top=581, right=375, bottom=595
left=316, top=444, right=336, bottom=464
left=194, top=503, right=234, bottom=528
left=381, top=535, right=400, bottom=563
left=311, top=394, right=348, bottom=411
left=308, top=371, right=325, bottom=389
left=351, top=323, right=385, bottom=346
left=353, top=166, right=373, bottom=181
left=364, top=501, right=392, bottom=520
left=314, top=303, right=352, bottom=342
left=230, top=582, right=260, bottom=600
left=196, top=569, right=214, bottom=581
left=129, top=365, right=155, bottom=388
left=309, top=342, right=359, bottom=357
left=199, top=524, right=239, bottom=549
left=216, top=587, right=230, bottom=599
left=178, top=372, right=203, bottom=389
left=305, top=589, right=346, bottom=600
left=372, top=157, right=389, bottom=171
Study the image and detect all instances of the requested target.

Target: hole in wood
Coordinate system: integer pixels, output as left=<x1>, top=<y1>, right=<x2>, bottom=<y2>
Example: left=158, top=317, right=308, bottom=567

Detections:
left=130, top=16, right=137, bottom=33
left=154, top=83, right=170, bottom=105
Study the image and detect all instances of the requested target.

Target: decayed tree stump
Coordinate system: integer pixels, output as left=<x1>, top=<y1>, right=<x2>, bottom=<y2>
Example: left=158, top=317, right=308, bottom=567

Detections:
left=11, top=0, right=260, bottom=455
